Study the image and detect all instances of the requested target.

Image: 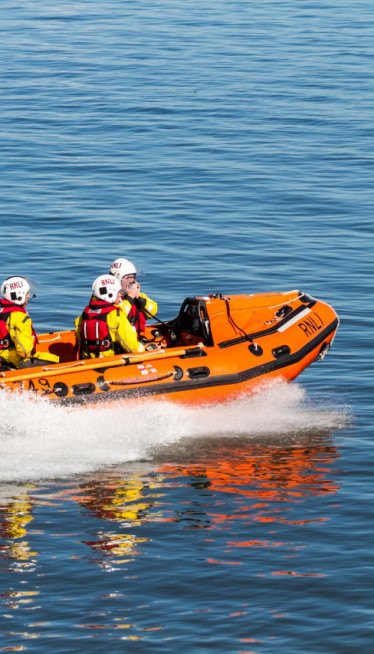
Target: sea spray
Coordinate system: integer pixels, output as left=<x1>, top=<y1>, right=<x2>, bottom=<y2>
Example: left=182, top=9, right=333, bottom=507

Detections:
left=0, top=381, right=350, bottom=482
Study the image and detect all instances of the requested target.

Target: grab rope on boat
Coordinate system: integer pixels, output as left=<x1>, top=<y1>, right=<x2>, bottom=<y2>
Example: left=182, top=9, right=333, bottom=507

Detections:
left=223, top=297, right=261, bottom=353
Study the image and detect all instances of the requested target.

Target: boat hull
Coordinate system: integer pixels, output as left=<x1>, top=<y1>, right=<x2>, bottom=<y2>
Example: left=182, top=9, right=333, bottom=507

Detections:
left=0, top=291, right=339, bottom=407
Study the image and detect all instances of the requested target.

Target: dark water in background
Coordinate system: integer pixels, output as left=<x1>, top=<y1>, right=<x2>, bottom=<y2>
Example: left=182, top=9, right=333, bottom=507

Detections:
left=0, top=1, right=373, bottom=651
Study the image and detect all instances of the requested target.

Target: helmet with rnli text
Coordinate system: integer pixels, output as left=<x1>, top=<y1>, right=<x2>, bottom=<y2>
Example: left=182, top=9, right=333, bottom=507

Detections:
left=1, top=276, right=31, bottom=305
left=92, top=275, right=122, bottom=303
left=109, top=258, right=137, bottom=281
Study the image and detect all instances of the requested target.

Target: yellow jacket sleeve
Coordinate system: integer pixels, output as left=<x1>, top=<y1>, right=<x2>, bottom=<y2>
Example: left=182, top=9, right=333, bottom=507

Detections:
left=107, top=308, right=144, bottom=353
left=121, top=292, right=158, bottom=319
left=74, top=315, right=82, bottom=347
left=139, top=292, right=158, bottom=318
left=7, top=312, right=35, bottom=363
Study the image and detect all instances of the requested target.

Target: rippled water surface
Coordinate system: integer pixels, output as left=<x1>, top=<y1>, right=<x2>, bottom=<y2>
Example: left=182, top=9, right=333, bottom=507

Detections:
left=1, top=1, right=373, bottom=652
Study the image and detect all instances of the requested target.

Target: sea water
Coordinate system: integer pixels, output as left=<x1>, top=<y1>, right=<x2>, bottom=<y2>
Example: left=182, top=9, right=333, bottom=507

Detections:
left=0, top=1, right=373, bottom=652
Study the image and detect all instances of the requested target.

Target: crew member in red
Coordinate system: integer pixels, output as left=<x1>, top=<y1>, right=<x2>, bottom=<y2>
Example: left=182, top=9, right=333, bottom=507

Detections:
left=75, top=274, right=144, bottom=359
left=0, top=276, right=59, bottom=369
left=109, top=258, right=158, bottom=338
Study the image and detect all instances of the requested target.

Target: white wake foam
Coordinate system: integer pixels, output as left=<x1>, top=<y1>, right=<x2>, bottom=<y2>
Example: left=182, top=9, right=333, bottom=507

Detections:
left=0, top=381, right=350, bottom=482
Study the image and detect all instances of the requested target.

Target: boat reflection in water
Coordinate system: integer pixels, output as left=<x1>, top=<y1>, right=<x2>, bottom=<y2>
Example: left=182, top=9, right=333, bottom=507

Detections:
left=0, top=487, right=37, bottom=571
left=0, top=431, right=341, bottom=576
left=76, top=431, right=341, bottom=567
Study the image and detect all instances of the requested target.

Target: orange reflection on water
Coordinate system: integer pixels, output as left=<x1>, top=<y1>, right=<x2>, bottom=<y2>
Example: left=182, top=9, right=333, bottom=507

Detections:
left=271, top=570, right=327, bottom=580
left=226, top=540, right=286, bottom=548
left=0, top=434, right=341, bottom=574
left=161, top=443, right=339, bottom=497
left=207, top=558, right=243, bottom=565
left=158, top=435, right=340, bottom=529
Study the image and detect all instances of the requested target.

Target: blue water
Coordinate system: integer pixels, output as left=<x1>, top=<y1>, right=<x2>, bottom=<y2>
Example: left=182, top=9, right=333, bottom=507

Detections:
left=1, top=0, right=373, bottom=651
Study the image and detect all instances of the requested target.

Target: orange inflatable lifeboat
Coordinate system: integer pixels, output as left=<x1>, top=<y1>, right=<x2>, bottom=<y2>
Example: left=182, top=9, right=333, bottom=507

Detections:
left=0, top=290, right=339, bottom=406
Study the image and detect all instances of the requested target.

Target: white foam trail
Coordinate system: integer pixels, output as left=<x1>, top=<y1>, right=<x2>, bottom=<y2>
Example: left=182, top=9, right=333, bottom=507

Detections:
left=0, top=381, right=350, bottom=482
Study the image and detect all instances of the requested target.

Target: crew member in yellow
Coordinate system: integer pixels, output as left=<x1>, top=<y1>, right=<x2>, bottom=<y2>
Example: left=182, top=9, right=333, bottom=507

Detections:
left=0, top=276, right=59, bottom=369
left=109, top=258, right=158, bottom=338
left=75, top=274, right=145, bottom=359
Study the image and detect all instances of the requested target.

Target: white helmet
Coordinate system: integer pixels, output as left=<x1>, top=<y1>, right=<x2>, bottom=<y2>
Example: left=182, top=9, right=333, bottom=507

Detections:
left=92, top=275, right=121, bottom=303
left=1, top=276, right=31, bottom=305
left=109, top=258, right=137, bottom=280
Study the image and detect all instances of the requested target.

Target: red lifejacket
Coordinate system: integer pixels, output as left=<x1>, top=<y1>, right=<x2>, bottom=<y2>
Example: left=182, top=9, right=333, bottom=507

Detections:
left=80, top=300, right=120, bottom=358
left=0, top=299, right=37, bottom=352
left=128, top=304, right=146, bottom=337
